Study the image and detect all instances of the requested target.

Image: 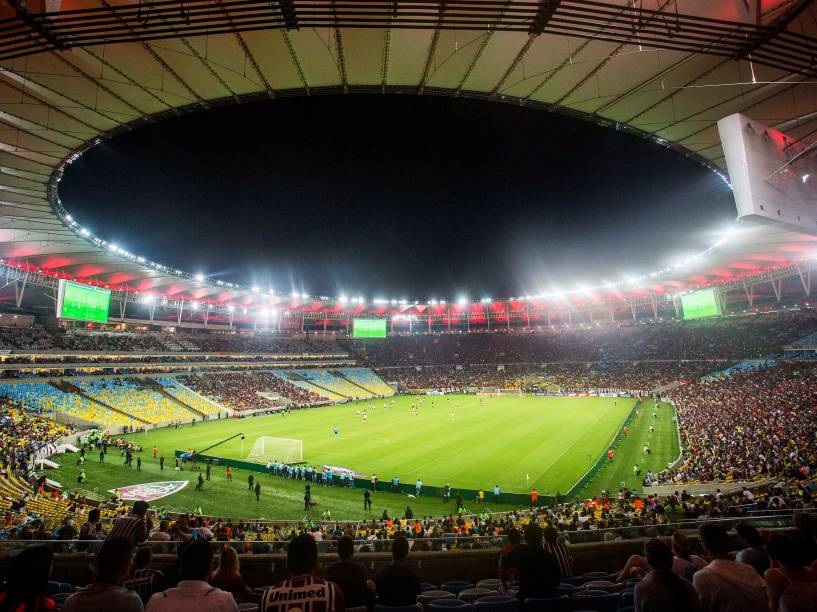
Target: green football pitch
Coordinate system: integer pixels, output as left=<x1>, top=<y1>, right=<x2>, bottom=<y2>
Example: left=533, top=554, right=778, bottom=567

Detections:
left=50, top=395, right=679, bottom=520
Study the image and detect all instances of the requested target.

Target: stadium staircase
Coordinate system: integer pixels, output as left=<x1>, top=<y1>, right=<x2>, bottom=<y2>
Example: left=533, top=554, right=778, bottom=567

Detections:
left=274, top=370, right=348, bottom=401
left=138, top=377, right=205, bottom=418
left=330, top=369, right=376, bottom=396
left=336, top=368, right=395, bottom=396
left=53, top=381, right=150, bottom=426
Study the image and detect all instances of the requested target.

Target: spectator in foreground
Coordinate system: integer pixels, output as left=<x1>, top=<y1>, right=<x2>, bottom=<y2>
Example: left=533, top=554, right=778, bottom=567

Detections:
left=634, top=538, right=700, bottom=612
left=543, top=525, right=574, bottom=579
left=735, top=524, right=771, bottom=577
left=374, top=534, right=421, bottom=606
left=671, top=532, right=708, bottom=581
left=61, top=537, right=143, bottom=612
left=109, top=500, right=152, bottom=546
left=763, top=533, right=817, bottom=612
left=0, top=546, right=56, bottom=612
left=502, top=523, right=560, bottom=601
left=146, top=539, right=238, bottom=612
left=693, top=524, right=767, bottom=612
left=324, top=535, right=374, bottom=609
left=260, top=532, right=344, bottom=612
left=209, top=547, right=256, bottom=605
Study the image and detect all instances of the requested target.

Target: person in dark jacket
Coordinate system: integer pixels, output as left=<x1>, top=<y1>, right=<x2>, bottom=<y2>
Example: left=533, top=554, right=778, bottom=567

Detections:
left=325, top=536, right=374, bottom=609
left=375, top=535, right=421, bottom=605
left=501, top=523, right=560, bottom=600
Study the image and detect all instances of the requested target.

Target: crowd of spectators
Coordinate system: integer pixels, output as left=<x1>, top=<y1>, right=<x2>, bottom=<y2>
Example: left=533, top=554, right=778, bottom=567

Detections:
left=179, top=372, right=323, bottom=411
left=657, top=362, right=817, bottom=484
left=0, top=399, right=74, bottom=471
left=380, top=361, right=722, bottom=394
left=349, top=310, right=817, bottom=365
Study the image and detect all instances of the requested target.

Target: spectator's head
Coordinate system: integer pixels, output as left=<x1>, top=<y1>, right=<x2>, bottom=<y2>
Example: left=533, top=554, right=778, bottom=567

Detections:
left=2, top=546, right=53, bottom=607
left=133, top=546, right=152, bottom=570
left=524, top=523, right=543, bottom=545
left=543, top=525, right=558, bottom=545
left=767, top=533, right=808, bottom=569
left=336, top=535, right=354, bottom=561
left=736, top=523, right=763, bottom=548
left=644, top=538, right=674, bottom=572
left=671, top=532, right=693, bottom=558
left=87, top=508, right=101, bottom=524
left=507, top=528, right=521, bottom=546
left=391, top=534, right=410, bottom=562
left=216, top=546, right=240, bottom=578
left=95, top=537, right=133, bottom=585
left=132, top=500, right=149, bottom=518
left=287, top=533, right=319, bottom=575
left=180, top=539, right=214, bottom=581
left=699, top=524, right=730, bottom=558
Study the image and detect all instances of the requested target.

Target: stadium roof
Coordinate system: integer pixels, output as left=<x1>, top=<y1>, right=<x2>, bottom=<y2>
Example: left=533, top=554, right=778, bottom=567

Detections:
left=1, top=0, right=817, bottom=323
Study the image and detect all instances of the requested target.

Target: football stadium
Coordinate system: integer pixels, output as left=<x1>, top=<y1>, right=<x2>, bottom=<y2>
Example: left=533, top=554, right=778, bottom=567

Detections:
left=0, top=1, right=816, bottom=610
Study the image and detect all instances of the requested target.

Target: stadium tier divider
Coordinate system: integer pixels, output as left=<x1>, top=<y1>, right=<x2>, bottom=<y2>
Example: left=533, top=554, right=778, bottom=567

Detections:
left=564, top=399, right=642, bottom=499
left=173, top=450, right=554, bottom=507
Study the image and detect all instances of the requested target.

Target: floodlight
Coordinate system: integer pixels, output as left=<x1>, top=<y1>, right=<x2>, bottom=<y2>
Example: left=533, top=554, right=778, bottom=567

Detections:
left=291, top=291, right=299, bottom=298
left=457, top=297, right=468, bottom=305
left=194, top=273, right=204, bottom=282
left=191, top=301, right=199, bottom=311
left=252, top=286, right=259, bottom=293
left=339, top=295, right=348, bottom=303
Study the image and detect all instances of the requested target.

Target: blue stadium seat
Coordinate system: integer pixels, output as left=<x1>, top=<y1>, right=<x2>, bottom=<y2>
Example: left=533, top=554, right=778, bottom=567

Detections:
left=375, top=605, right=422, bottom=612
left=418, top=591, right=456, bottom=608
left=428, top=600, right=471, bottom=610
left=476, top=579, right=501, bottom=591
left=473, top=595, right=520, bottom=612
left=571, top=591, right=619, bottom=612
left=524, top=596, right=571, bottom=612
left=459, top=588, right=495, bottom=603
left=619, top=589, right=634, bottom=608
left=442, top=582, right=475, bottom=596
left=557, top=584, right=581, bottom=598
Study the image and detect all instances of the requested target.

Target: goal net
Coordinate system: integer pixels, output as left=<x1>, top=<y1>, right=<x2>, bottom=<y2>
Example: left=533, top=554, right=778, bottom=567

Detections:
left=246, top=436, right=303, bottom=464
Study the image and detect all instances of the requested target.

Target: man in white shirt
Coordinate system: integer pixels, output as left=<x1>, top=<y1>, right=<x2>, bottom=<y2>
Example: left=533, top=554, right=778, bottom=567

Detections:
left=146, top=539, right=238, bottom=612
left=693, top=524, right=767, bottom=612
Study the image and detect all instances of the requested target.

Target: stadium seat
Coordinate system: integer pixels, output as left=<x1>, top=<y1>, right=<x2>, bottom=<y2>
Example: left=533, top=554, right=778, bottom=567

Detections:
left=441, top=582, right=475, bottom=596
left=524, top=596, right=571, bottom=612
left=421, top=584, right=440, bottom=593
left=579, top=572, right=614, bottom=583
left=459, top=589, right=494, bottom=603
left=581, top=581, right=621, bottom=593
left=619, top=589, right=634, bottom=606
left=418, top=591, right=455, bottom=608
left=557, top=584, right=581, bottom=598
left=570, top=591, right=619, bottom=612
left=476, top=579, right=501, bottom=591
left=428, top=600, right=471, bottom=609
left=375, top=605, right=422, bottom=612
left=473, top=595, right=519, bottom=612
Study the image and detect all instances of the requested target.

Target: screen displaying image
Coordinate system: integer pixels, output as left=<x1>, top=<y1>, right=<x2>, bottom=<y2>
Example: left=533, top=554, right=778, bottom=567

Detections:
left=352, top=318, right=387, bottom=338
left=681, top=287, right=721, bottom=320
left=57, top=279, right=111, bottom=323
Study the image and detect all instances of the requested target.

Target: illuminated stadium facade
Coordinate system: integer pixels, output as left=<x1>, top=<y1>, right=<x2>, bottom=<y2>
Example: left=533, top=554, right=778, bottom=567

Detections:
left=0, top=0, right=816, bottom=329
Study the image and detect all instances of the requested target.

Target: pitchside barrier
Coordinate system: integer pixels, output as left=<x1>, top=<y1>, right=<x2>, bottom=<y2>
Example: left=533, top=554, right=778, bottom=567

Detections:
left=173, top=450, right=557, bottom=506
left=563, top=399, right=643, bottom=500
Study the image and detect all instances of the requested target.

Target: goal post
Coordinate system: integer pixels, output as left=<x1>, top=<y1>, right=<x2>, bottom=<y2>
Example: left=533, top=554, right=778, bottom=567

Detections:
left=246, top=436, right=303, bottom=464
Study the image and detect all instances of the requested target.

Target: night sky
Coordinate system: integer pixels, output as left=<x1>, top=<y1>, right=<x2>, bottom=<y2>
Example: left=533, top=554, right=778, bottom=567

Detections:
left=60, top=95, right=736, bottom=301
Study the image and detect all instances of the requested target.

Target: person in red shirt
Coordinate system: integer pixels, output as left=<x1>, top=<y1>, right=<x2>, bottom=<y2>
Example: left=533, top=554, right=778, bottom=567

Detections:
left=608, top=449, right=614, bottom=462
left=226, top=467, right=232, bottom=481
left=153, top=446, right=157, bottom=460
left=530, top=489, right=538, bottom=506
